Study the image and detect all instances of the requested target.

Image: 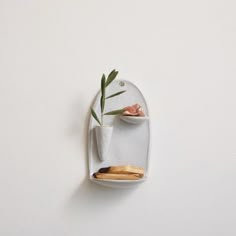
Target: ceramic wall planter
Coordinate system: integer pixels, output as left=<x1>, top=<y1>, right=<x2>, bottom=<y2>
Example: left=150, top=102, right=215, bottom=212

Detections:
left=88, top=80, right=150, bottom=188
left=95, top=125, right=113, bottom=161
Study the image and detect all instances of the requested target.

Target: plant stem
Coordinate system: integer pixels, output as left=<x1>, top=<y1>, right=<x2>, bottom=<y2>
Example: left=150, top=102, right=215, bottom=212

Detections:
left=101, top=113, right=103, bottom=126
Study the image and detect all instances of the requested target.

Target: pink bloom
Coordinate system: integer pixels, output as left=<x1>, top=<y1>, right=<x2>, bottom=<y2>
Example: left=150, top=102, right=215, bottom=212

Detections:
left=123, top=104, right=145, bottom=116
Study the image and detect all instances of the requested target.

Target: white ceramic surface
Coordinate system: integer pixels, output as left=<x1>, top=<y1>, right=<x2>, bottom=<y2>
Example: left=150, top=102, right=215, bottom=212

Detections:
left=120, top=115, right=149, bottom=125
left=95, top=126, right=113, bottom=161
left=88, top=80, right=150, bottom=188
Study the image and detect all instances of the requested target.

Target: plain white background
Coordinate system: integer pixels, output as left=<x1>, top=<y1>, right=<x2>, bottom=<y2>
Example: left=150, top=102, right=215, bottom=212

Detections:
left=0, top=0, right=236, bottom=235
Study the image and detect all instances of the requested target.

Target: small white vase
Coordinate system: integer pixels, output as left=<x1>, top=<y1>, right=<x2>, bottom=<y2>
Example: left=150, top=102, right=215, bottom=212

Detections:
left=95, top=126, right=113, bottom=162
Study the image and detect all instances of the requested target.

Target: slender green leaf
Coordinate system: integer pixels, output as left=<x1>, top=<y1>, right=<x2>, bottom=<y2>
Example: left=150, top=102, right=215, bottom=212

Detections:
left=100, top=74, right=106, bottom=112
left=101, top=74, right=106, bottom=96
left=91, top=108, right=101, bottom=125
left=105, top=69, right=118, bottom=87
left=100, top=96, right=105, bottom=113
left=104, top=109, right=124, bottom=115
left=106, top=90, right=126, bottom=99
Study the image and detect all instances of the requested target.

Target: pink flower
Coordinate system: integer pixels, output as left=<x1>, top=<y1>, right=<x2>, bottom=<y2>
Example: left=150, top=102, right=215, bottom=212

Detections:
left=123, top=104, right=145, bottom=116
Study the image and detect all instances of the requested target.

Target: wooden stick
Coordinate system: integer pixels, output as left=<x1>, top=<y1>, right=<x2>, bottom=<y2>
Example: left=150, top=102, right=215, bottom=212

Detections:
left=98, top=165, right=144, bottom=177
left=93, top=172, right=141, bottom=180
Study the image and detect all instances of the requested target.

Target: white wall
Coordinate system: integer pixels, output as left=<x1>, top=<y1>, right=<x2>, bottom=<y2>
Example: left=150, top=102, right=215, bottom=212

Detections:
left=0, top=1, right=236, bottom=235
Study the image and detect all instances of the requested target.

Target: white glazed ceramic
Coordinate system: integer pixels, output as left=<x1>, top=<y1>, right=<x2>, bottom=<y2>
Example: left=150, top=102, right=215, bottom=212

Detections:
left=120, top=115, right=149, bottom=125
left=88, top=80, right=150, bottom=188
left=95, top=126, right=113, bottom=161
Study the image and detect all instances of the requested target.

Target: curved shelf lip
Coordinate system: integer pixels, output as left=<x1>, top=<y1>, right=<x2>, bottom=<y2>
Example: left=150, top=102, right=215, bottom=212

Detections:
left=120, top=115, right=149, bottom=124
left=90, top=176, right=147, bottom=183
left=120, top=116, right=149, bottom=120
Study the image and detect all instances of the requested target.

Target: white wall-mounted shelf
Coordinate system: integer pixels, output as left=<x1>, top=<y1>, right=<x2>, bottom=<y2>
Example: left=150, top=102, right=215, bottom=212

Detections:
left=88, top=80, right=150, bottom=188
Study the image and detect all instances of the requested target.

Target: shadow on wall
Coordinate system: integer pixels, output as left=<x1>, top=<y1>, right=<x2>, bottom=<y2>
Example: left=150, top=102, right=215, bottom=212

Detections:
left=66, top=178, right=138, bottom=217
left=64, top=98, right=140, bottom=217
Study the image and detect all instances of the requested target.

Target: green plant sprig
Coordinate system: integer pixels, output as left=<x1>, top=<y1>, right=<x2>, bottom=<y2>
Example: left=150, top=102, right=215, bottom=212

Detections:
left=91, top=69, right=126, bottom=126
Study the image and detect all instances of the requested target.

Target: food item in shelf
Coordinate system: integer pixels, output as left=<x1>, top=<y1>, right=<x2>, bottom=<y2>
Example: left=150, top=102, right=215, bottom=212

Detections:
left=93, top=173, right=140, bottom=180
left=122, top=104, right=145, bottom=116
left=98, top=165, right=144, bottom=177
left=93, top=165, right=144, bottom=180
